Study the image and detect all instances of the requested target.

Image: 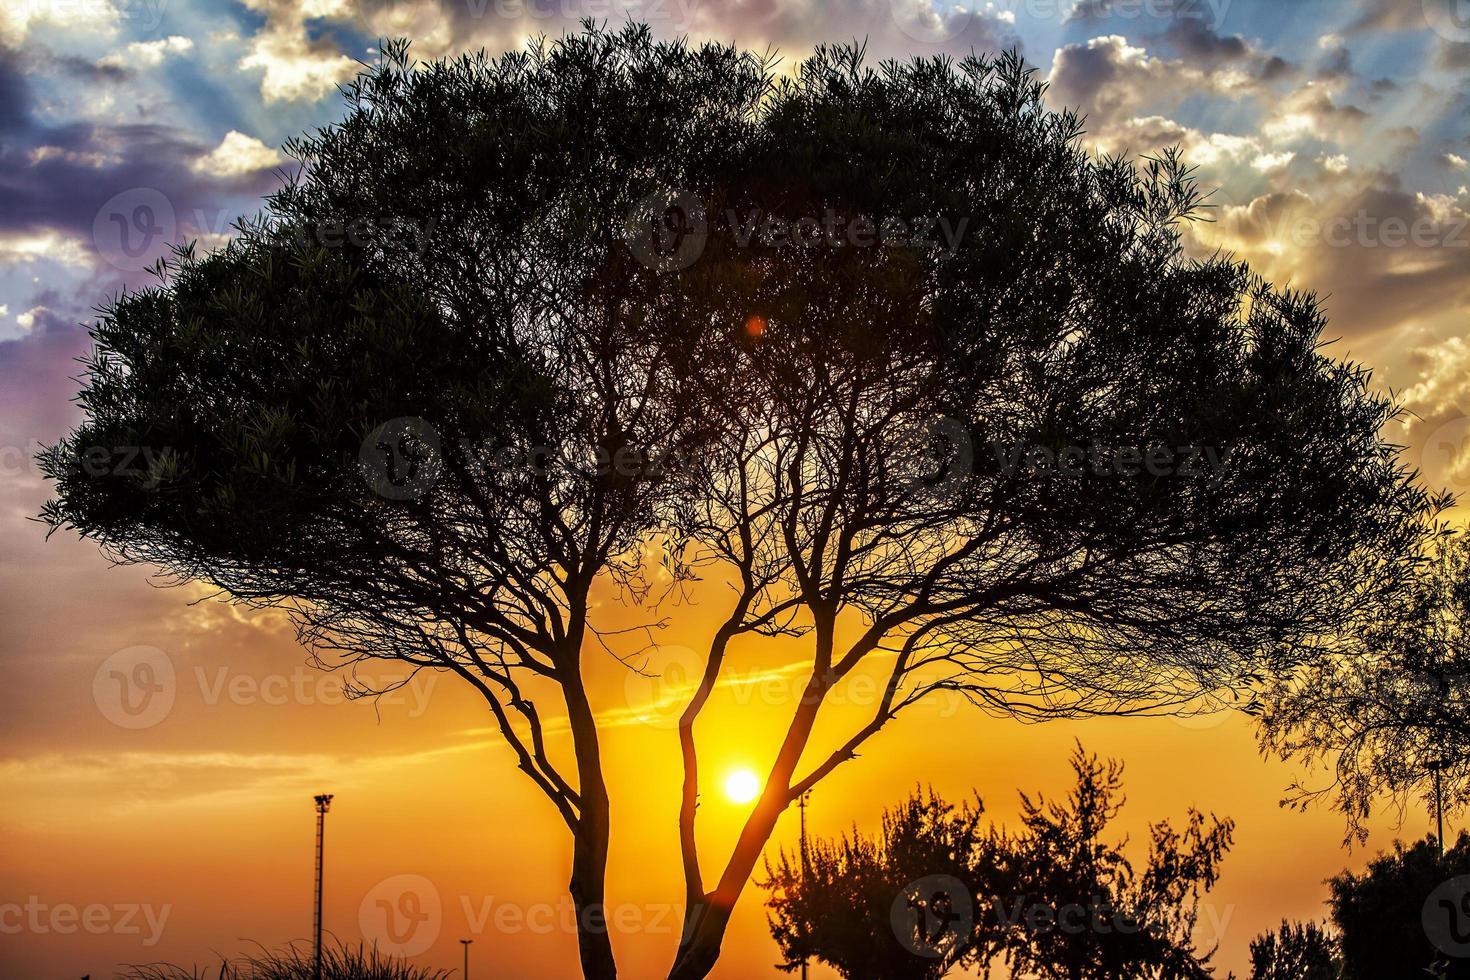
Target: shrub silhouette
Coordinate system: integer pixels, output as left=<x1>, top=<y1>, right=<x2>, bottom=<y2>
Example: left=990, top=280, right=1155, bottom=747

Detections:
left=763, top=744, right=1232, bottom=979
left=116, top=939, right=451, bottom=980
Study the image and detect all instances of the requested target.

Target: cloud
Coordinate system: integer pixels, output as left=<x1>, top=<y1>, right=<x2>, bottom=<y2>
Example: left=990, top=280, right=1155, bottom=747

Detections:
left=1346, top=0, right=1432, bottom=33
left=0, top=230, right=91, bottom=266
left=1046, top=31, right=1285, bottom=131
left=1439, top=40, right=1470, bottom=70
left=1194, top=181, right=1470, bottom=341
left=97, top=36, right=194, bottom=70
left=236, top=0, right=360, bottom=103
left=1047, top=35, right=1200, bottom=127
left=240, top=27, right=360, bottom=103
left=1155, top=17, right=1295, bottom=80
left=192, top=131, right=284, bottom=178
left=1259, top=79, right=1369, bottom=144
left=0, top=0, right=120, bottom=46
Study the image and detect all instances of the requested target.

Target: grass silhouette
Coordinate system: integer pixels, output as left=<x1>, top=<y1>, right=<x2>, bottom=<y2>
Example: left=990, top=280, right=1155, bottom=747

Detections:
left=115, top=939, right=452, bottom=979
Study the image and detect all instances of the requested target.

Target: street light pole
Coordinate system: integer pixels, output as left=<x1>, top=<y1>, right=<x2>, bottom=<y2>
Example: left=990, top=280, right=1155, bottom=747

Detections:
left=798, top=791, right=811, bottom=980
left=460, top=938, right=473, bottom=979
left=1428, top=759, right=1453, bottom=861
left=313, top=794, right=334, bottom=980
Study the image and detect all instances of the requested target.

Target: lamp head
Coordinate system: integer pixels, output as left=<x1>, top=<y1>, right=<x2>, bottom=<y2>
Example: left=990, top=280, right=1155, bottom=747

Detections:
left=314, top=794, right=334, bottom=812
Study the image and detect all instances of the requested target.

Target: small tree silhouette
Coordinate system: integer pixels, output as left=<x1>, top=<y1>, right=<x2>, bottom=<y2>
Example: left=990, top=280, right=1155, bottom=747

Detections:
left=1330, top=833, right=1470, bottom=980
left=762, top=745, right=1231, bottom=980
left=762, top=789, right=1000, bottom=978
left=1249, top=920, right=1339, bottom=980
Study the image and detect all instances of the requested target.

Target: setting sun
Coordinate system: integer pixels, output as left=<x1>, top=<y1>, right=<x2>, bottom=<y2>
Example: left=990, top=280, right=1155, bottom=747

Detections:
left=724, top=768, right=762, bottom=805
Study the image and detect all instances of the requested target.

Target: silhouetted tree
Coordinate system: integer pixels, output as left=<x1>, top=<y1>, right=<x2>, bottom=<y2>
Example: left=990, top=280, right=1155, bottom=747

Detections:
left=42, top=23, right=1437, bottom=980
left=762, top=789, right=1003, bottom=978
left=1330, top=833, right=1470, bottom=980
left=664, top=43, right=1436, bottom=980
left=999, top=745, right=1232, bottom=980
left=762, top=745, right=1231, bottom=980
left=40, top=26, right=760, bottom=980
left=1259, top=533, right=1469, bottom=842
left=1248, top=920, right=1340, bottom=980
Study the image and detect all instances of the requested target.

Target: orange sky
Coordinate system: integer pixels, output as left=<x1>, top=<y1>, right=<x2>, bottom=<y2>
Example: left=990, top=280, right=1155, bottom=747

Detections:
left=0, top=520, right=1447, bottom=978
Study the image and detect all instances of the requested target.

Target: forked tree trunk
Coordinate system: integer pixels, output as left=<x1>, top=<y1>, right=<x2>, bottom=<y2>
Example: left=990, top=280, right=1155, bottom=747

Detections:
left=667, top=788, right=790, bottom=980
left=667, top=668, right=830, bottom=980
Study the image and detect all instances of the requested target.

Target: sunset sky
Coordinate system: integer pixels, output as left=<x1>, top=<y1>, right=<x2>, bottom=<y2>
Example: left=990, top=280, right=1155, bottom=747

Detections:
left=3, top=0, right=1470, bottom=977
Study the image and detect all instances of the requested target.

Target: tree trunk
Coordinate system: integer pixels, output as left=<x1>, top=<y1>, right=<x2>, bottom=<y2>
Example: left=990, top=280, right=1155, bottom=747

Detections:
left=570, top=818, right=617, bottom=980
left=667, top=898, right=732, bottom=980
left=666, top=789, right=785, bottom=980
left=564, top=655, right=617, bottom=980
left=666, top=696, right=823, bottom=979
left=668, top=623, right=837, bottom=980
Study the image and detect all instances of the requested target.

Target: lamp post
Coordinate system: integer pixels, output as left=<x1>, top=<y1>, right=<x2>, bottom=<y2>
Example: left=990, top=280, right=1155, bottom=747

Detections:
left=460, top=938, right=473, bottom=979
left=798, top=791, right=811, bottom=980
left=1429, top=759, right=1452, bottom=861
left=313, top=794, right=334, bottom=980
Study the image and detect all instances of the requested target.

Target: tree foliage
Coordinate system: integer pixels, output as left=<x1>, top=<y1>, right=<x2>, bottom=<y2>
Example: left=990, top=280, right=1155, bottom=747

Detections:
left=1330, top=833, right=1470, bottom=980
left=1248, top=920, right=1340, bottom=980
left=762, top=745, right=1232, bottom=979
left=1258, top=533, right=1470, bottom=841
left=763, top=789, right=998, bottom=979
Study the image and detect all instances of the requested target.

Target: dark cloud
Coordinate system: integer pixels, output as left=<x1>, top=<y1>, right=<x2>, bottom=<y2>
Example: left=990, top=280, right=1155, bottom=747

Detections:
left=1159, top=18, right=1248, bottom=61
left=1437, top=40, right=1470, bottom=71
left=1316, top=42, right=1354, bottom=81
left=0, top=46, right=34, bottom=135
left=1154, top=19, right=1298, bottom=81
left=0, top=45, right=283, bottom=271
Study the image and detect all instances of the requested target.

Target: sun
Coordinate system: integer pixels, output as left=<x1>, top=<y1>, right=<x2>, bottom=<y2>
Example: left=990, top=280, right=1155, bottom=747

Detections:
left=723, top=768, right=762, bottom=804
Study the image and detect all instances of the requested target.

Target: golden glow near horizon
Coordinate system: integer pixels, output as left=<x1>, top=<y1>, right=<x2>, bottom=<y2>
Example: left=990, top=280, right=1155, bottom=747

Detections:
left=723, top=768, right=762, bottom=805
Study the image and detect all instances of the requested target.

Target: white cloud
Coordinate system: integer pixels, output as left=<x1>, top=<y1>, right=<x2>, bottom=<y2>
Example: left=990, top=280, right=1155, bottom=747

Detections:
left=0, top=232, right=90, bottom=268
left=97, top=36, right=193, bottom=69
left=16, top=306, right=46, bottom=330
left=191, top=131, right=284, bottom=178
left=1252, top=151, right=1296, bottom=172
left=240, top=28, right=359, bottom=103
left=0, top=0, right=119, bottom=45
